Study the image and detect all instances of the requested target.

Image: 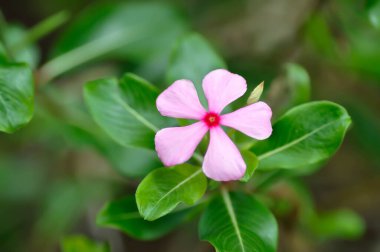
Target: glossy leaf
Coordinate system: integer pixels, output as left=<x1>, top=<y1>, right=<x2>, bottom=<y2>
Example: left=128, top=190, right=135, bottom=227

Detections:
left=61, top=235, right=109, bottom=252
left=0, top=63, right=34, bottom=133
left=84, top=73, right=166, bottom=149
left=166, top=33, right=226, bottom=105
left=136, top=164, right=207, bottom=221
left=253, top=101, right=351, bottom=171
left=199, top=190, right=278, bottom=252
left=240, top=151, right=259, bottom=182
left=97, top=196, right=200, bottom=240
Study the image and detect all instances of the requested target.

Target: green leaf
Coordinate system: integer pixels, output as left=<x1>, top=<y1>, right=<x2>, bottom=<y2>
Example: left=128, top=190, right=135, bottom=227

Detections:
left=0, top=157, right=44, bottom=201
left=47, top=2, right=187, bottom=80
left=43, top=118, right=161, bottom=178
left=0, top=63, right=34, bottom=133
left=84, top=73, right=165, bottom=149
left=247, top=81, right=264, bottom=105
left=304, top=14, right=337, bottom=58
left=199, top=190, right=278, bottom=252
left=0, top=43, right=9, bottom=63
left=267, top=63, right=310, bottom=117
left=369, top=1, right=380, bottom=29
left=285, top=63, right=310, bottom=106
left=308, top=209, right=365, bottom=240
left=253, top=101, right=351, bottom=171
left=166, top=33, right=226, bottom=105
left=136, top=164, right=207, bottom=221
left=347, top=103, right=380, bottom=167
left=61, top=235, right=109, bottom=252
left=97, top=196, right=200, bottom=240
left=240, top=151, right=259, bottom=182
left=36, top=85, right=160, bottom=178
left=2, top=25, right=40, bottom=68
left=35, top=180, right=111, bottom=241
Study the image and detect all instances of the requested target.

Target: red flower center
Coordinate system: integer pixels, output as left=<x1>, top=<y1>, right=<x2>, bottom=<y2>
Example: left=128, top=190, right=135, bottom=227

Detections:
left=203, top=112, right=220, bottom=128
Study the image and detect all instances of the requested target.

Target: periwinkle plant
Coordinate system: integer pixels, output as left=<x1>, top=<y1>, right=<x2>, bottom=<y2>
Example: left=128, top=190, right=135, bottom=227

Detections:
left=0, top=2, right=357, bottom=252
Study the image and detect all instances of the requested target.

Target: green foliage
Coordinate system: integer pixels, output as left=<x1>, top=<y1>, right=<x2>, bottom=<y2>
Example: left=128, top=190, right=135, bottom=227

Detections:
left=53, top=2, right=187, bottom=61
left=0, top=2, right=367, bottom=251
left=285, top=63, right=310, bottom=106
left=97, top=196, right=200, bottom=240
left=285, top=179, right=365, bottom=241
left=308, top=209, right=365, bottom=240
left=347, top=103, right=380, bottom=167
left=136, top=164, right=207, bottom=221
left=47, top=2, right=188, bottom=80
left=0, top=158, right=44, bottom=201
left=0, top=63, right=34, bottom=133
left=11, top=11, right=69, bottom=55
left=253, top=101, right=351, bottom=171
left=35, top=180, right=111, bottom=240
left=199, top=190, right=278, bottom=252
left=240, top=151, right=259, bottom=182
left=2, top=25, right=40, bottom=68
left=304, top=14, right=337, bottom=58
left=268, top=63, right=311, bottom=117
left=166, top=33, right=226, bottom=105
left=61, top=235, right=109, bottom=252
left=84, top=73, right=166, bottom=149
left=0, top=43, right=9, bottom=63
left=368, top=0, right=380, bottom=29
left=39, top=111, right=161, bottom=178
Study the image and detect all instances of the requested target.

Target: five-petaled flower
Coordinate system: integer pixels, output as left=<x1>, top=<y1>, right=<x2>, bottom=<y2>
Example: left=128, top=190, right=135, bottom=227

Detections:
left=155, top=69, right=273, bottom=181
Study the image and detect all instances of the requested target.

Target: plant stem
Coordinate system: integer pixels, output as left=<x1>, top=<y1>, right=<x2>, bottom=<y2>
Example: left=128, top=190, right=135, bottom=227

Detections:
left=10, top=11, right=70, bottom=54
left=220, top=185, right=245, bottom=251
left=39, top=30, right=138, bottom=85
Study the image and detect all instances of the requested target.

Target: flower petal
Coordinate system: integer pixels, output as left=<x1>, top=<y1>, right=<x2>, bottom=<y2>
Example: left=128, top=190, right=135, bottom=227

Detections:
left=203, top=127, right=246, bottom=181
left=202, top=69, right=247, bottom=113
left=155, top=122, right=208, bottom=166
left=221, top=101, right=272, bottom=140
left=157, top=80, right=206, bottom=120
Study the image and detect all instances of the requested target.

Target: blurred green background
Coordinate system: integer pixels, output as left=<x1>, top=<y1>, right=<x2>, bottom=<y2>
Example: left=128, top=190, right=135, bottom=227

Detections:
left=1, top=0, right=380, bottom=251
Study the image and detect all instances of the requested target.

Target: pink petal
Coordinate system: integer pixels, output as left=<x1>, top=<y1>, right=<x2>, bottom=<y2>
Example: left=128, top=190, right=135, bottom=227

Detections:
left=203, top=127, right=246, bottom=181
left=155, top=122, right=208, bottom=166
left=202, top=69, right=247, bottom=114
left=157, top=80, right=206, bottom=120
left=221, top=101, right=272, bottom=140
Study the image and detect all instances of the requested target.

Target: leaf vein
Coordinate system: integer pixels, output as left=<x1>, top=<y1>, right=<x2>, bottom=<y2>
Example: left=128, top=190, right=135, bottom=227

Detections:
left=144, top=169, right=202, bottom=219
left=221, top=188, right=245, bottom=252
left=257, top=119, right=341, bottom=160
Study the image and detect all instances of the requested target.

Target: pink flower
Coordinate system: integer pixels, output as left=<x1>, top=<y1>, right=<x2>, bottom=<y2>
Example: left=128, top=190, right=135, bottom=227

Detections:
left=155, top=69, right=272, bottom=181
